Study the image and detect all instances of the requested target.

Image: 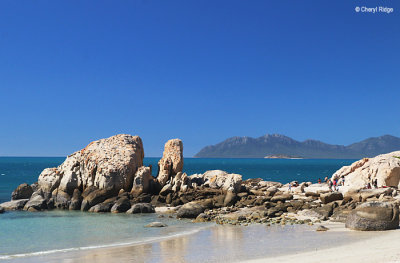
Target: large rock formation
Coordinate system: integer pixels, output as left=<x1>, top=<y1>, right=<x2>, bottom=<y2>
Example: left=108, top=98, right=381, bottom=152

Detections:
left=332, top=151, right=400, bottom=190
left=345, top=201, right=399, bottom=231
left=20, top=134, right=144, bottom=212
left=157, top=139, right=183, bottom=186
left=37, top=134, right=144, bottom=198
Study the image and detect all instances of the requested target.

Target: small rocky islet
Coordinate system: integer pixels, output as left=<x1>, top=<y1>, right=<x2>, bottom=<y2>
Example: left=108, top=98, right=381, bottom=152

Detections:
left=1, top=134, right=400, bottom=232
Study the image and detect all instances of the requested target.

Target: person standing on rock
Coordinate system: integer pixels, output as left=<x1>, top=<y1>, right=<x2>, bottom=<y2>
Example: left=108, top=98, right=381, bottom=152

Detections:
left=288, top=183, right=292, bottom=192
left=328, top=179, right=333, bottom=191
left=318, top=178, right=321, bottom=184
left=332, top=180, right=337, bottom=191
left=373, top=179, right=378, bottom=188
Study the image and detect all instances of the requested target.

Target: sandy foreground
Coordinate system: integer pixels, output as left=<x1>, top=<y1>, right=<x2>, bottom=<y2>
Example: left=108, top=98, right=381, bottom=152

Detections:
left=4, top=222, right=400, bottom=263
left=244, top=226, right=400, bottom=263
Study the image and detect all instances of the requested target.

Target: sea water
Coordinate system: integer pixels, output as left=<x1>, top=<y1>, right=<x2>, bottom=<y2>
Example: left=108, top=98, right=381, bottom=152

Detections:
left=0, top=157, right=355, bottom=258
left=0, top=210, right=208, bottom=259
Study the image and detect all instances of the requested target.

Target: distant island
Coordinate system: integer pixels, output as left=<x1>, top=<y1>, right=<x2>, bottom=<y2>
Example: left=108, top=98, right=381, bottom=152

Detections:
left=195, top=134, right=400, bottom=159
left=264, top=154, right=303, bottom=159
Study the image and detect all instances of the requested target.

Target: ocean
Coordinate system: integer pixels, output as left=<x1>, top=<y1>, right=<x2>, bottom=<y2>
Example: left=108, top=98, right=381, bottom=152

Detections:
left=0, top=157, right=355, bottom=258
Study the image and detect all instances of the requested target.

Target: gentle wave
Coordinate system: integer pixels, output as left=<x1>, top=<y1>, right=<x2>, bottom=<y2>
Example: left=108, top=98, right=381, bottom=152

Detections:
left=0, top=224, right=213, bottom=260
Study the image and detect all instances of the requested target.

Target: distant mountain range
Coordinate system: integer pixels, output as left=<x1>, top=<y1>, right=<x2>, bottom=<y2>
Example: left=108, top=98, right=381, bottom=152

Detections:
left=194, top=134, right=400, bottom=159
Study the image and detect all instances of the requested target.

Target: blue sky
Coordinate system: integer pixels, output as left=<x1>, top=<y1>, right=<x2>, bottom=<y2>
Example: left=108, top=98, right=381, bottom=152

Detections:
left=0, top=0, right=399, bottom=157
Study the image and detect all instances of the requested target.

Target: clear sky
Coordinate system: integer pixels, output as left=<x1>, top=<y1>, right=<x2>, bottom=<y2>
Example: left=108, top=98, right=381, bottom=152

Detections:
left=0, top=0, right=399, bottom=157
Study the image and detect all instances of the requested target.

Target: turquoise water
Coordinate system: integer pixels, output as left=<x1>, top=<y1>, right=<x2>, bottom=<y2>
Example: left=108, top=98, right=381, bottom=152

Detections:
left=0, top=210, right=207, bottom=259
left=0, top=157, right=355, bottom=258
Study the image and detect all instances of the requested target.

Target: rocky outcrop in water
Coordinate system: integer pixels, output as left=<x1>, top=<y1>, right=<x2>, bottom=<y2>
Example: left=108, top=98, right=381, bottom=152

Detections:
left=3, top=135, right=400, bottom=233
left=5, top=134, right=145, bottom=212
left=46, top=134, right=144, bottom=194
left=0, top=199, right=29, bottom=210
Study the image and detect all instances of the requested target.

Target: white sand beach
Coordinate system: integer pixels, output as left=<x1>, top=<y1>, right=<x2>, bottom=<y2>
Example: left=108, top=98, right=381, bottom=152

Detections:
left=4, top=222, right=397, bottom=263
left=244, top=227, right=400, bottom=263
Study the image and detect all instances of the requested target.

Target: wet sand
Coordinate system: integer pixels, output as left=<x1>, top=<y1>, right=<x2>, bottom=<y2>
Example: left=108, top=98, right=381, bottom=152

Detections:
left=3, top=222, right=389, bottom=263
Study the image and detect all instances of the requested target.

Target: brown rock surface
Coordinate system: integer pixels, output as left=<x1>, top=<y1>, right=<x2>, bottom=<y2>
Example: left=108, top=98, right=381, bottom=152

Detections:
left=38, top=134, right=144, bottom=198
left=157, top=139, right=183, bottom=186
left=11, top=183, right=33, bottom=200
left=345, top=201, right=399, bottom=231
left=131, top=166, right=154, bottom=196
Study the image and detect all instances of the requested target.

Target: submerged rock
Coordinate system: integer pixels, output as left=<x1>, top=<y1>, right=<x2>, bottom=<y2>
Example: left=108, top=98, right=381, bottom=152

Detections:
left=345, top=201, right=399, bottom=231
left=145, top=222, right=167, bottom=227
left=316, top=225, right=329, bottom=231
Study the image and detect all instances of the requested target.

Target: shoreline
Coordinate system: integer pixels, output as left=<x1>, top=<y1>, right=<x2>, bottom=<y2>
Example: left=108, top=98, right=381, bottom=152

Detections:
left=0, top=224, right=212, bottom=261
left=2, top=221, right=387, bottom=263
left=2, top=144, right=400, bottom=263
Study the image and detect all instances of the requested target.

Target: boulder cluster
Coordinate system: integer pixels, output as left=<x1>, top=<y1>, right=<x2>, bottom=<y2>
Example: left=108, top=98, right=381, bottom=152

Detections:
left=1, top=134, right=400, bottom=231
left=0, top=135, right=243, bottom=216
